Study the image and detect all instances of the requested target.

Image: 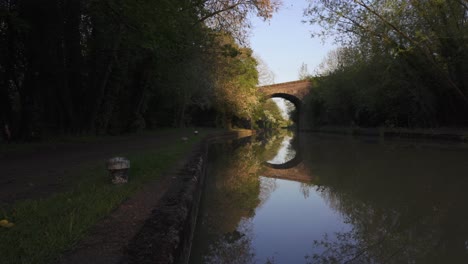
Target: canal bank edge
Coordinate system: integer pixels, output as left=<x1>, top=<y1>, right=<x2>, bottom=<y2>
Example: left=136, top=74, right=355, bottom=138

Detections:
left=302, top=126, right=468, bottom=142
left=120, top=129, right=255, bottom=264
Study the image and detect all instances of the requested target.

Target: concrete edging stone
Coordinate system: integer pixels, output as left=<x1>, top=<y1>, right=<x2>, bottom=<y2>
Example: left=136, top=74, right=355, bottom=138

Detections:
left=120, top=130, right=254, bottom=264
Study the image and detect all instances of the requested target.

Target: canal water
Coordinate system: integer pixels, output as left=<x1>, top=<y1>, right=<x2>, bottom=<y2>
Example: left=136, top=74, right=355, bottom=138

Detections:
left=189, top=132, right=468, bottom=264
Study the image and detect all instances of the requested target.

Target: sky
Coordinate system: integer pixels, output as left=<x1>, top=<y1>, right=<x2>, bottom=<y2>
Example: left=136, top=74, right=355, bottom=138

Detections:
left=249, top=0, right=337, bottom=84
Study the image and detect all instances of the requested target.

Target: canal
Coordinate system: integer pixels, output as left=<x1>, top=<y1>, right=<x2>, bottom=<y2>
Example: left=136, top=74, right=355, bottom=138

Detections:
left=189, top=131, right=468, bottom=264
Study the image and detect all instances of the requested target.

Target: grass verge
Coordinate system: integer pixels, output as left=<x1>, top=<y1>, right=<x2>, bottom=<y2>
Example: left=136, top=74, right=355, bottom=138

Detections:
left=0, top=128, right=183, bottom=157
left=0, top=131, right=205, bottom=264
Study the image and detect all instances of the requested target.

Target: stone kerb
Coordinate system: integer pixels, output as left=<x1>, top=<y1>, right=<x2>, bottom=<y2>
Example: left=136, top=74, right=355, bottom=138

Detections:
left=122, top=130, right=255, bottom=264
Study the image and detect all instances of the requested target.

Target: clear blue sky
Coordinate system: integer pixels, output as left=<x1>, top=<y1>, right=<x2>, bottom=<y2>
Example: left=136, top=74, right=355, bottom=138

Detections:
left=250, top=0, right=336, bottom=84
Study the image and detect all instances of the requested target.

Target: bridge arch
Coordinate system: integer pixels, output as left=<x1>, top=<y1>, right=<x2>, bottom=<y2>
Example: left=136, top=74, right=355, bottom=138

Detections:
left=259, top=80, right=312, bottom=130
left=264, top=152, right=302, bottom=170
left=268, top=93, right=301, bottom=111
left=263, top=135, right=302, bottom=170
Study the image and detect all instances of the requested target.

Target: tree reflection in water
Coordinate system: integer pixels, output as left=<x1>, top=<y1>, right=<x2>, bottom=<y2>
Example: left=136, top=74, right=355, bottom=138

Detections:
left=302, top=136, right=468, bottom=264
left=193, top=133, right=468, bottom=263
left=267, top=134, right=296, bottom=165
left=204, top=220, right=255, bottom=264
left=191, top=131, right=291, bottom=264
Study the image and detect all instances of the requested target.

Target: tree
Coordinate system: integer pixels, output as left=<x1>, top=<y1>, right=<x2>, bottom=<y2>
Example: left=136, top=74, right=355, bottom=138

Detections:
left=260, top=99, right=290, bottom=128
left=304, top=0, right=468, bottom=127
left=298, top=62, right=310, bottom=80
left=208, top=34, right=262, bottom=128
left=0, top=0, right=282, bottom=140
left=255, top=54, right=275, bottom=85
left=199, top=0, right=282, bottom=42
left=315, top=47, right=356, bottom=76
left=305, top=0, right=467, bottom=99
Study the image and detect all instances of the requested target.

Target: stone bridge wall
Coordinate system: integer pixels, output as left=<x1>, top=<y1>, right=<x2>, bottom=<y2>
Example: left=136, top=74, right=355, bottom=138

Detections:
left=259, top=80, right=313, bottom=130
left=259, top=80, right=312, bottom=101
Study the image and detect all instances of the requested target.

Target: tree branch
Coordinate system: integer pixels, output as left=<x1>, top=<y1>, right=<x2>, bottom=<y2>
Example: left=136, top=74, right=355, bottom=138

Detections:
left=354, top=0, right=468, bottom=103
left=198, top=2, right=242, bottom=23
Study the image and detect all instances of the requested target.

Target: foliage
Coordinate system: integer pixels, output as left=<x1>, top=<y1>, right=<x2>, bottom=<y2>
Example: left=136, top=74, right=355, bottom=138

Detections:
left=200, top=0, right=282, bottom=43
left=258, top=99, right=291, bottom=128
left=255, top=54, right=275, bottom=86
left=304, top=0, right=468, bottom=128
left=0, top=0, right=281, bottom=141
left=298, top=62, right=311, bottom=80
left=212, top=35, right=263, bottom=127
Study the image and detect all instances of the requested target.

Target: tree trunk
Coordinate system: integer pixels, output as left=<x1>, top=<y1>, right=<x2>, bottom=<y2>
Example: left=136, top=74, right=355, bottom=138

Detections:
left=1, top=6, right=16, bottom=140
left=87, top=23, right=122, bottom=133
left=64, top=0, right=83, bottom=132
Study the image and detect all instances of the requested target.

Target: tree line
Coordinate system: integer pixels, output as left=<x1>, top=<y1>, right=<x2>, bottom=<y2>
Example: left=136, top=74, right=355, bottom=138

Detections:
left=0, top=0, right=284, bottom=141
left=304, top=0, right=468, bottom=128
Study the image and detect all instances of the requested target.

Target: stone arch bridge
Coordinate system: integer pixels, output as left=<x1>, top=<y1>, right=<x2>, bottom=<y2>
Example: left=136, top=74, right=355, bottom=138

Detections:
left=258, top=80, right=312, bottom=130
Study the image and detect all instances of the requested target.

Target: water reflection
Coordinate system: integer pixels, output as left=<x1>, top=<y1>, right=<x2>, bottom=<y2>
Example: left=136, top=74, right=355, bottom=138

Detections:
left=303, top=135, right=468, bottom=264
left=190, top=133, right=468, bottom=264
left=264, top=133, right=303, bottom=171
left=190, top=133, right=287, bottom=264
left=267, top=135, right=296, bottom=164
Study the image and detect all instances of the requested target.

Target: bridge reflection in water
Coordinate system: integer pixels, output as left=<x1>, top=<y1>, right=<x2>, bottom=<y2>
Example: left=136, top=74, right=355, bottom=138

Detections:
left=261, top=134, right=314, bottom=183
left=191, top=131, right=468, bottom=264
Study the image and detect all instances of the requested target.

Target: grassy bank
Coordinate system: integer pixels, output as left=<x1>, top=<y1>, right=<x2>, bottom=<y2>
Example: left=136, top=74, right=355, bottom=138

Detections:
left=0, top=130, right=206, bottom=264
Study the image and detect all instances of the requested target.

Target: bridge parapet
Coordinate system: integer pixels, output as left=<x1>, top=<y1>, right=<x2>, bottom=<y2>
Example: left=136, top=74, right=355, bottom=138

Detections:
left=259, top=80, right=312, bottom=101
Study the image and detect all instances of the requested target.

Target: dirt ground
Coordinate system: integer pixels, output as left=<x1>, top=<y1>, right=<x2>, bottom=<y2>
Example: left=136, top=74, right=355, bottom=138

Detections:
left=0, top=129, right=201, bottom=205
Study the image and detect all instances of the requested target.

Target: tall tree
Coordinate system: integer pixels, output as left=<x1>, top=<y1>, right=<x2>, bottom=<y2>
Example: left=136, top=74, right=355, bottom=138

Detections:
left=0, top=0, right=281, bottom=140
left=212, top=34, right=261, bottom=128
left=298, top=62, right=310, bottom=80
left=304, top=0, right=468, bottom=127
left=199, top=0, right=281, bottom=42
left=255, top=54, right=275, bottom=85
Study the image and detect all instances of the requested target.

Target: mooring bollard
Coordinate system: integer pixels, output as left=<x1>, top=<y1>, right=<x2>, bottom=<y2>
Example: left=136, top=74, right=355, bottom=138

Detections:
left=107, top=157, right=130, bottom=184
